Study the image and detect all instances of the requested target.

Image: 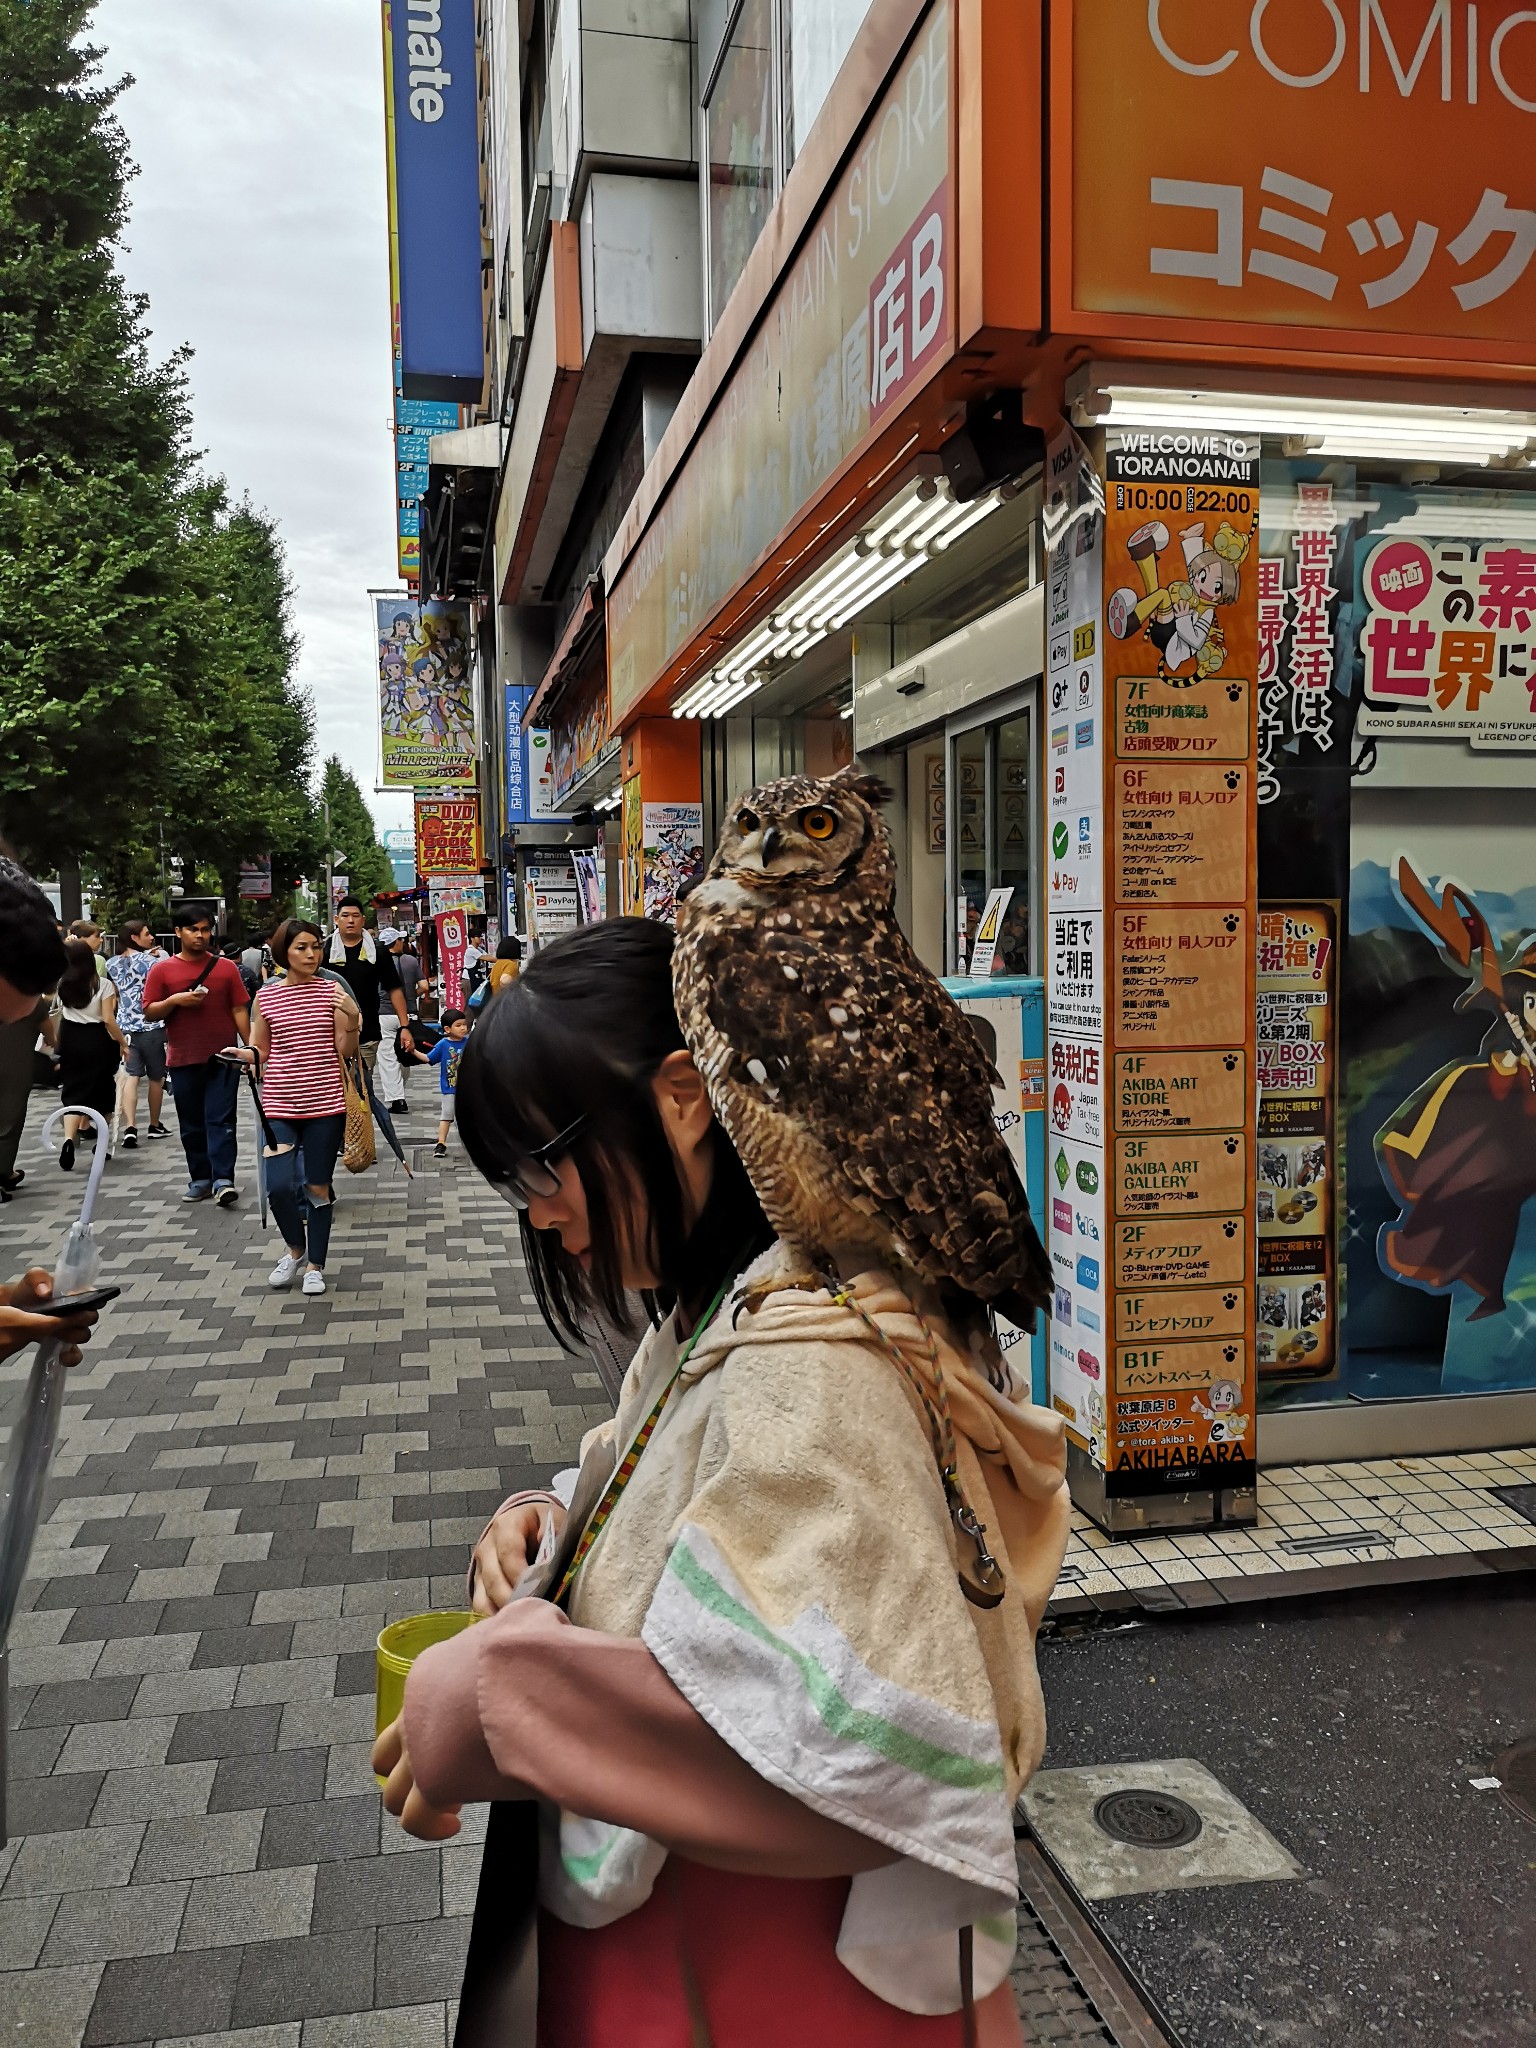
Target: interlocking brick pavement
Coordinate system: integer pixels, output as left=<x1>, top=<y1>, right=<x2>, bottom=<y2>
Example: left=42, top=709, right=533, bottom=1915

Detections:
left=0, top=1085, right=608, bottom=2046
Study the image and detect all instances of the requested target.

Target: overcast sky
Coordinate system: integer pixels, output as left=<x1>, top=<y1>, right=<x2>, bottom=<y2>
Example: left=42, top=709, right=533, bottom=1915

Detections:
left=94, top=0, right=412, bottom=839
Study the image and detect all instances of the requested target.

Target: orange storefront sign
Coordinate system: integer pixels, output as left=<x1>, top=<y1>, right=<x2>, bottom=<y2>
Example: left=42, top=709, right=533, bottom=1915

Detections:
left=414, top=798, right=482, bottom=877
left=1055, top=0, right=1536, bottom=365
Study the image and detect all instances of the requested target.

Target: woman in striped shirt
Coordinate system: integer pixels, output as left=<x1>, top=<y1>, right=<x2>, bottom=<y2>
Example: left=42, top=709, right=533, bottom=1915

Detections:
left=251, top=919, right=361, bottom=1298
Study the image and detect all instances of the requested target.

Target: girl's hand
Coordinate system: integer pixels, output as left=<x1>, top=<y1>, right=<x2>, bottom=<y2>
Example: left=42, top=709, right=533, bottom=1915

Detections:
left=471, top=1499, right=565, bottom=1615
left=373, top=1718, right=462, bottom=1840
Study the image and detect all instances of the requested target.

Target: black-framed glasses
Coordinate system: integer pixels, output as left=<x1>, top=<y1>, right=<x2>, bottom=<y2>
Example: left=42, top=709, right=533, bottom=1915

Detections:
left=489, top=1115, right=588, bottom=1209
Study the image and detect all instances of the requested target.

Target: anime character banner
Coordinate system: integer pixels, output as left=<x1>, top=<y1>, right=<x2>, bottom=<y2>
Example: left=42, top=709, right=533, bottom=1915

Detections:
left=1344, top=851, right=1536, bottom=1396
left=375, top=596, right=476, bottom=787
left=641, top=803, right=703, bottom=925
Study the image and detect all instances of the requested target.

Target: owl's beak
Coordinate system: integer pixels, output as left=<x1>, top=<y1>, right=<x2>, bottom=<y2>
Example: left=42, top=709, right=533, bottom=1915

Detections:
left=759, top=824, right=782, bottom=864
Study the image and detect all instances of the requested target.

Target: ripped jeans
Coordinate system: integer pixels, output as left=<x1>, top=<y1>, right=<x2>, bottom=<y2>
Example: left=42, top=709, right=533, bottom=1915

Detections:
left=265, top=1114, right=346, bottom=1268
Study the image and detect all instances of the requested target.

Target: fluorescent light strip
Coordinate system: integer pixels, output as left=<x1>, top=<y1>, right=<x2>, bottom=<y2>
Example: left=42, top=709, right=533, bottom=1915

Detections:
left=859, top=483, right=932, bottom=550
left=828, top=550, right=924, bottom=628
left=808, top=554, right=900, bottom=628
left=1090, top=388, right=1535, bottom=462
left=931, top=494, right=1004, bottom=551
left=888, top=491, right=966, bottom=552
left=873, top=491, right=950, bottom=552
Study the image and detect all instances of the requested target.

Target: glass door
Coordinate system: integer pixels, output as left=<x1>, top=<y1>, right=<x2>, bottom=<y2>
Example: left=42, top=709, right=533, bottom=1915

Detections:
left=945, top=685, right=1037, bottom=977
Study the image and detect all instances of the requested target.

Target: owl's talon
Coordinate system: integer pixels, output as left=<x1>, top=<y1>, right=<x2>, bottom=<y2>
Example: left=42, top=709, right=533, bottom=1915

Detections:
left=736, top=1271, right=833, bottom=1319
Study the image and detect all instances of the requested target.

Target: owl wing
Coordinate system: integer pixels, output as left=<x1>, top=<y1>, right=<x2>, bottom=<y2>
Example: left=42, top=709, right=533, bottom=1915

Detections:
left=692, top=915, right=1051, bottom=1317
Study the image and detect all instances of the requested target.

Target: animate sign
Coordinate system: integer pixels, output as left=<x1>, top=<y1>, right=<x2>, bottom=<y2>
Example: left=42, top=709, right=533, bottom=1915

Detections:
left=1058, top=0, right=1536, bottom=363
left=382, top=0, right=484, bottom=401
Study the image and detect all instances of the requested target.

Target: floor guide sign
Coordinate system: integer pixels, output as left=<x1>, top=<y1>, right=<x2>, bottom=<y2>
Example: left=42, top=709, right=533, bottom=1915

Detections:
left=1045, top=422, right=1259, bottom=1497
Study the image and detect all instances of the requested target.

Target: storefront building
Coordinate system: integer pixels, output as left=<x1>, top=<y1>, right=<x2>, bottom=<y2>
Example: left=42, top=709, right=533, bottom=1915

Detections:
left=583, top=0, right=1536, bottom=1530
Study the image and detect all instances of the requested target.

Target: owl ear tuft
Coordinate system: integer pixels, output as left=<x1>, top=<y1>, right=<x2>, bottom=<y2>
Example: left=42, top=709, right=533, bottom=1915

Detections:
left=831, top=764, right=893, bottom=809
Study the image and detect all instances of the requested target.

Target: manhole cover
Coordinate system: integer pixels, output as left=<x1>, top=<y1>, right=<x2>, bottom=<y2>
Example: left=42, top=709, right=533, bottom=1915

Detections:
left=1495, top=1737, right=1536, bottom=1824
left=1093, top=1789, right=1203, bottom=1850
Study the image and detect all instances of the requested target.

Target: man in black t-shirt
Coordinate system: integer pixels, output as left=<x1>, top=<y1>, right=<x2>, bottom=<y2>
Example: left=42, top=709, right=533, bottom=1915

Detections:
left=327, top=898, right=414, bottom=1078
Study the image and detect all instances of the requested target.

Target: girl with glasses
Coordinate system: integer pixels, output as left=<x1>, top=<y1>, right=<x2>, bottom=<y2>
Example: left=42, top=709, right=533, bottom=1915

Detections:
left=373, top=919, right=1066, bottom=2047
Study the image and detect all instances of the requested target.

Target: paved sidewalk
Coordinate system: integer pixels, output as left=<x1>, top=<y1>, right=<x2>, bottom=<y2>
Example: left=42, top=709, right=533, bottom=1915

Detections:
left=0, top=1089, right=608, bottom=2047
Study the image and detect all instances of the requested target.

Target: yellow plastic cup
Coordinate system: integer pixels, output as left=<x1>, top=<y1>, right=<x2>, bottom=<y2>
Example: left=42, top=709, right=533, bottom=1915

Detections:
left=375, top=1610, right=478, bottom=1785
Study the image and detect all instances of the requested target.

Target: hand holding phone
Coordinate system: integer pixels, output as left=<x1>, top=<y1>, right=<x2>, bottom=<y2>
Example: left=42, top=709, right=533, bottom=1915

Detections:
left=34, top=1285, right=121, bottom=1318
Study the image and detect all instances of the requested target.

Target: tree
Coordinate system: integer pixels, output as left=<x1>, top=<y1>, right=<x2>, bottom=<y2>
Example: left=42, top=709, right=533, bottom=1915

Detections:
left=320, top=758, right=393, bottom=905
left=0, top=0, right=194, bottom=865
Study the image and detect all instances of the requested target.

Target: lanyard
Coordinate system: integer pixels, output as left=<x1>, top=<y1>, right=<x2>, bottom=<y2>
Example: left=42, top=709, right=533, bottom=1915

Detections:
left=556, top=1275, right=732, bottom=1605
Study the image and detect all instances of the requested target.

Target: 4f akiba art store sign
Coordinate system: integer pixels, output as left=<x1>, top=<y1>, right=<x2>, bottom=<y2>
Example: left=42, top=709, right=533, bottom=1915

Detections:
left=1357, top=533, right=1536, bottom=748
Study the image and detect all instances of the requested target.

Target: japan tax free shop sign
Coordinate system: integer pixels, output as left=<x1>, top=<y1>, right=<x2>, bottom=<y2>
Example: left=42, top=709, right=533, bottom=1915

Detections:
left=1058, top=0, right=1536, bottom=364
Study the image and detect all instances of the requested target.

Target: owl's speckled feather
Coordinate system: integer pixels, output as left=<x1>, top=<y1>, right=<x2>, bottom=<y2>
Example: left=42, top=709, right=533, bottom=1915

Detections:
left=674, top=762, right=1052, bottom=1328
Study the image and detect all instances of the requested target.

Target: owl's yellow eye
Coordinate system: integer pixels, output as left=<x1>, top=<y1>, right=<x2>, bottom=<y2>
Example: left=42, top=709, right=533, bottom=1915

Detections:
left=737, top=809, right=759, bottom=835
left=801, top=807, right=837, bottom=840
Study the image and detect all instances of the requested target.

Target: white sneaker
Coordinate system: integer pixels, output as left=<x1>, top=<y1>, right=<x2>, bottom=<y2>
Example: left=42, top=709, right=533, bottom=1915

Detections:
left=268, top=1253, right=302, bottom=1290
left=301, top=1268, right=326, bottom=1296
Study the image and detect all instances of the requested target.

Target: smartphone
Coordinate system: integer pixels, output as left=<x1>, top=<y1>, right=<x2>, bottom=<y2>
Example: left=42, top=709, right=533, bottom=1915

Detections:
left=32, top=1285, right=121, bottom=1318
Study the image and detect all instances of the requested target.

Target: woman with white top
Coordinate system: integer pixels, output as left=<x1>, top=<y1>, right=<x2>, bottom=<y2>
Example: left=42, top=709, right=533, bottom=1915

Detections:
left=55, top=938, right=122, bottom=1169
left=249, top=918, right=361, bottom=1297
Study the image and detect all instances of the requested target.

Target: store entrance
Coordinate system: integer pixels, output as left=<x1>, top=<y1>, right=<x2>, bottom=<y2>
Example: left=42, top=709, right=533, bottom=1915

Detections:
left=945, top=685, right=1037, bottom=977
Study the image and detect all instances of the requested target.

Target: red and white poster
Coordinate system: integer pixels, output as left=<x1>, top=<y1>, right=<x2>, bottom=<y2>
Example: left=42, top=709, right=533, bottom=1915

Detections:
left=434, top=909, right=467, bottom=1013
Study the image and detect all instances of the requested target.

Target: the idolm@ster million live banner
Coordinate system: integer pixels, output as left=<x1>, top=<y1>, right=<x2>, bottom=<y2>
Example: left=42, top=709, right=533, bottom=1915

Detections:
left=375, top=596, right=476, bottom=787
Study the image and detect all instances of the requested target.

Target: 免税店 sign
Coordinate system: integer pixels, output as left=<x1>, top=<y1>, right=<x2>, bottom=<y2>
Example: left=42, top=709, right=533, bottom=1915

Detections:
left=1057, top=0, right=1536, bottom=362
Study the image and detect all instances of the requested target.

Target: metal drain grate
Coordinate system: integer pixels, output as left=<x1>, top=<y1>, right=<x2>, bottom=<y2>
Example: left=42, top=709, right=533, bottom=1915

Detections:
left=1277, top=1527, right=1393, bottom=1554
left=1012, top=1836, right=1184, bottom=2047
left=1094, top=1789, right=1203, bottom=1849
left=1495, top=1737, right=1536, bottom=1824
left=1489, top=1484, right=1536, bottom=1527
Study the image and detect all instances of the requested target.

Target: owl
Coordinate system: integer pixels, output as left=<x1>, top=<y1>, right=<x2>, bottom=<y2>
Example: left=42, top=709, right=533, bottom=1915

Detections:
left=673, top=761, right=1052, bottom=1332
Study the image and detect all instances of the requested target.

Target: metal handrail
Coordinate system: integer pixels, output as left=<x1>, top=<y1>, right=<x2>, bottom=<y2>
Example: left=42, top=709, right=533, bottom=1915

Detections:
left=0, top=1105, right=113, bottom=1844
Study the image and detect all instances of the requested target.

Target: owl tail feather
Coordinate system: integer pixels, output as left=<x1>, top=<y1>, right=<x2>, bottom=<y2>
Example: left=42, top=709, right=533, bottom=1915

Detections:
left=993, top=1288, right=1041, bottom=1336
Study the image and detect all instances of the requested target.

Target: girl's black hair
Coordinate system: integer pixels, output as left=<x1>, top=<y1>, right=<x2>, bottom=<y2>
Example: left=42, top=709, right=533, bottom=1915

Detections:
left=495, top=935, right=522, bottom=961
left=270, top=918, right=323, bottom=970
left=456, top=918, right=773, bottom=1351
left=57, top=939, right=100, bottom=1011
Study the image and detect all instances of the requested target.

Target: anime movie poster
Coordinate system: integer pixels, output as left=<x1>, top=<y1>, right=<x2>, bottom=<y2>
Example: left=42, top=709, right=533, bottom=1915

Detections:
left=641, top=802, right=703, bottom=925
left=1344, top=852, right=1536, bottom=1395
left=375, top=596, right=476, bottom=787
left=1255, top=904, right=1337, bottom=1379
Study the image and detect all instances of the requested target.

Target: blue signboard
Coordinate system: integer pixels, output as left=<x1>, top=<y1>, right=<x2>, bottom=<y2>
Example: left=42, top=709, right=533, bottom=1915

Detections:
left=385, top=0, right=484, bottom=403
left=505, top=685, right=532, bottom=825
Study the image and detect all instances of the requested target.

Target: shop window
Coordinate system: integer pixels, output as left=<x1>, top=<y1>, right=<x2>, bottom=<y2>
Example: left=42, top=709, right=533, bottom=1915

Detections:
left=703, top=0, right=777, bottom=331
left=780, top=0, right=874, bottom=171
left=946, top=693, right=1035, bottom=980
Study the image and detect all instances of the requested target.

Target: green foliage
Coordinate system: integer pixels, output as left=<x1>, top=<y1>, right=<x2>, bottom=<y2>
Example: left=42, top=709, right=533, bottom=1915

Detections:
left=0, top=0, right=322, bottom=932
left=320, top=757, right=393, bottom=905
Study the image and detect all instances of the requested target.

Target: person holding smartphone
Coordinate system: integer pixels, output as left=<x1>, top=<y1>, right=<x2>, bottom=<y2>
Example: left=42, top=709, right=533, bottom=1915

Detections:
left=143, top=908, right=250, bottom=1205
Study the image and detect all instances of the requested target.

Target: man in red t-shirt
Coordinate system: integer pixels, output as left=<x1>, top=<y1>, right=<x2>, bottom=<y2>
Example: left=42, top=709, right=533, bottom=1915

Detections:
left=144, top=908, right=251, bottom=1205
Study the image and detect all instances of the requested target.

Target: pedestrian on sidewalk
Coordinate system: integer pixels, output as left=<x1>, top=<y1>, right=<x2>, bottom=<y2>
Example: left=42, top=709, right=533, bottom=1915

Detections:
left=327, top=897, right=414, bottom=1097
left=374, top=920, right=1067, bottom=2047
left=53, top=938, right=123, bottom=1169
left=250, top=918, right=361, bottom=1299
left=68, top=917, right=109, bottom=977
left=485, top=934, right=521, bottom=998
left=106, top=918, right=170, bottom=1148
left=427, top=1009, right=468, bottom=1157
left=372, top=925, right=417, bottom=1111
left=0, top=851, right=68, bottom=1203
left=143, top=907, right=251, bottom=1206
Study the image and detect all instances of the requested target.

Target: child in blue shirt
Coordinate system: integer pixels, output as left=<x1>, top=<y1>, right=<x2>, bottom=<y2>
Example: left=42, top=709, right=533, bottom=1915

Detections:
left=427, top=1010, right=470, bottom=1157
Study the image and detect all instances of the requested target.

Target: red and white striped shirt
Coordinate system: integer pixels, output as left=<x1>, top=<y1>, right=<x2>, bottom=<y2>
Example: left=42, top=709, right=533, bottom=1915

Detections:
left=256, top=976, right=346, bottom=1118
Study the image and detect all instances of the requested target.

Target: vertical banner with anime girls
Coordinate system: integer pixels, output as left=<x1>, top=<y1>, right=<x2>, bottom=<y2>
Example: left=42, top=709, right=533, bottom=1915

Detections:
left=375, top=595, right=476, bottom=787
left=1098, top=430, right=1261, bottom=1498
